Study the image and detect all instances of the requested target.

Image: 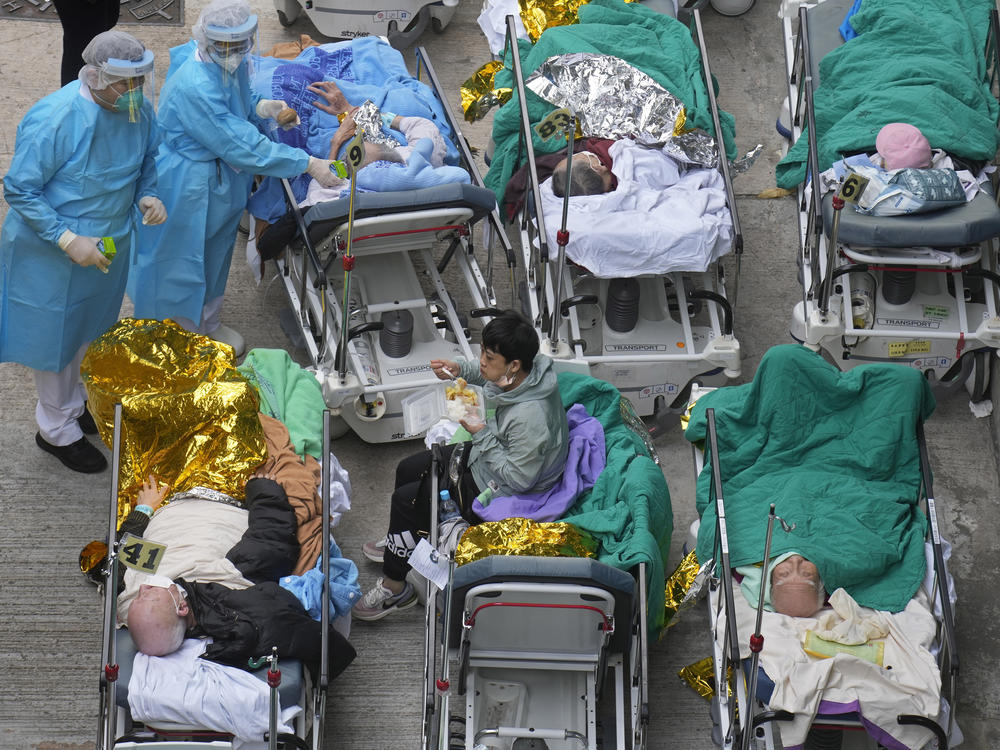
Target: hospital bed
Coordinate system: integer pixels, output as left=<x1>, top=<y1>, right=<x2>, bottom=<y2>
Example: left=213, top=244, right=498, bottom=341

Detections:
left=490, top=0, right=744, bottom=425
left=251, top=39, right=520, bottom=444
left=417, top=372, right=670, bottom=749
left=781, top=0, right=1000, bottom=399
left=271, top=0, right=459, bottom=49
left=683, top=345, right=958, bottom=750
left=96, top=409, right=345, bottom=750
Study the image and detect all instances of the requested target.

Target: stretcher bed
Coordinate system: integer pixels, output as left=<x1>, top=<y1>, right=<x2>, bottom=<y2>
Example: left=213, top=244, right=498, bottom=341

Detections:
left=247, top=38, right=519, bottom=443
left=683, top=345, right=958, bottom=750
left=418, top=372, right=671, bottom=749
left=780, top=0, right=1000, bottom=397
left=97, top=408, right=349, bottom=750
left=485, top=0, right=744, bottom=423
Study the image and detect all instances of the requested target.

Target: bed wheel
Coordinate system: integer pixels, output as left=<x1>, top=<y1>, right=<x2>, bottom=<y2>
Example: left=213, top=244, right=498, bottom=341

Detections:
left=431, top=16, right=445, bottom=34
left=968, top=349, right=992, bottom=403
left=277, top=9, right=295, bottom=27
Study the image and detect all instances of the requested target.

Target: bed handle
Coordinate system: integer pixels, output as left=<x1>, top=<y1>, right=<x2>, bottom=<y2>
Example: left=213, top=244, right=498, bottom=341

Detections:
left=560, top=294, right=599, bottom=317
left=896, top=715, right=948, bottom=749
left=688, top=290, right=734, bottom=336
left=470, top=306, right=505, bottom=319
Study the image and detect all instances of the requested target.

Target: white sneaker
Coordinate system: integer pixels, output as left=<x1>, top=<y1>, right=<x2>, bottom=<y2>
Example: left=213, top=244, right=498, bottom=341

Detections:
left=352, top=577, right=418, bottom=621
left=209, top=324, right=246, bottom=357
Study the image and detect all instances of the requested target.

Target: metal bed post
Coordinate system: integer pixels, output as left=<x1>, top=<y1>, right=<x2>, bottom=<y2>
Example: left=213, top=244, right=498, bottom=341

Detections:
left=280, top=178, right=330, bottom=361
left=546, top=117, right=577, bottom=348
left=915, top=421, right=959, bottom=736
left=311, top=409, right=332, bottom=750
left=799, top=5, right=825, bottom=301
left=415, top=47, right=519, bottom=308
left=505, top=13, right=553, bottom=329
left=692, top=8, right=743, bottom=305
left=421, top=443, right=444, bottom=749
left=97, top=403, right=123, bottom=750
left=706, top=408, right=747, bottom=750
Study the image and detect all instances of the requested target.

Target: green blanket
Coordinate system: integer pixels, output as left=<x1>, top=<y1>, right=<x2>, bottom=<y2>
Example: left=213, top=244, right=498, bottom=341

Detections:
left=237, top=348, right=327, bottom=460
left=556, top=372, right=673, bottom=633
left=684, top=346, right=933, bottom=612
left=485, top=0, right=737, bottom=203
left=776, top=0, right=999, bottom=188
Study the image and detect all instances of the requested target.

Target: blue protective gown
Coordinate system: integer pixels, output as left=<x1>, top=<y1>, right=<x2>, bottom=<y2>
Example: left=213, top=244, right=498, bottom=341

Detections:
left=130, top=42, right=310, bottom=323
left=0, top=82, right=159, bottom=372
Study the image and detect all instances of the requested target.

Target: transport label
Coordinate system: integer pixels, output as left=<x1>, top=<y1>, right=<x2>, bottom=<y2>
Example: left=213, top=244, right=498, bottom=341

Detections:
left=876, top=317, right=940, bottom=329
left=604, top=343, right=668, bottom=352
left=923, top=305, right=949, bottom=319
left=910, top=356, right=951, bottom=369
left=888, top=340, right=931, bottom=358
left=118, top=532, right=166, bottom=574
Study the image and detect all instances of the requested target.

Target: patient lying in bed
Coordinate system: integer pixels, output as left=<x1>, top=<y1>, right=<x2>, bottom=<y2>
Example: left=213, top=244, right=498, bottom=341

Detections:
left=536, top=138, right=733, bottom=277
left=117, top=466, right=356, bottom=678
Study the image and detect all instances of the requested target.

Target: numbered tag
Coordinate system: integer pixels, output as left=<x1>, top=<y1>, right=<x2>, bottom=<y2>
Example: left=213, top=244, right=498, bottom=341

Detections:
left=118, top=532, right=166, bottom=574
left=837, top=171, right=870, bottom=204
left=534, top=107, right=573, bottom=141
left=346, top=130, right=366, bottom=172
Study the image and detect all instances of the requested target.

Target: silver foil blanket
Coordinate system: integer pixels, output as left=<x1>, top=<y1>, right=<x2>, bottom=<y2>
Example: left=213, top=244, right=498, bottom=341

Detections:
left=524, top=52, right=720, bottom=167
left=354, top=100, right=402, bottom=149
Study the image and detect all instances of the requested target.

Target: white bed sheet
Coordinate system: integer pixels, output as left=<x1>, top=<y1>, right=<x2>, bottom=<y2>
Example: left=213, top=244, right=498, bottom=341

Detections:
left=129, top=638, right=300, bottom=746
left=720, top=554, right=950, bottom=750
left=538, top=139, right=733, bottom=278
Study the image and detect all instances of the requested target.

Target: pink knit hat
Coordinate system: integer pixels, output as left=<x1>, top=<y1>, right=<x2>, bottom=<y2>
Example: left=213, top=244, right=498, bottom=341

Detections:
left=875, top=123, right=932, bottom=170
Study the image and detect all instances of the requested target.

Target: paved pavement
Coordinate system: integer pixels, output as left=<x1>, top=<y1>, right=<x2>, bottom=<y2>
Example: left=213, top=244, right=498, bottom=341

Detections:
left=0, top=1, right=997, bottom=748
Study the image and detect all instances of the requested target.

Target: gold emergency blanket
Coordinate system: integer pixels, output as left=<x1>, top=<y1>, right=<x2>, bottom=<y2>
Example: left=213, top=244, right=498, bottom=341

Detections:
left=460, top=60, right=512, bottom=122
left=519, top=0, right=638, bottom=41
left=663, top=549, right=701, bottom=627
left=678, top=656, right=717, bottom=701
left=81, top=319, right=266, bottom=527
left=455, top=517, right=598, bottom=565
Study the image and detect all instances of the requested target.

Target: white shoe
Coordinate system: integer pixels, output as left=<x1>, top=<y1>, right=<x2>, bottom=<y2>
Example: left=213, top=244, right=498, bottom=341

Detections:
left=209, top=324, right=246, bottom=357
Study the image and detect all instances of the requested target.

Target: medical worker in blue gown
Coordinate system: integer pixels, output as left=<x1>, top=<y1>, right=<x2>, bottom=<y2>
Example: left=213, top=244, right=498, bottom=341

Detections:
left=130, top=0, right=343, bottom=356
left=0, top=31, right=166, bottom=475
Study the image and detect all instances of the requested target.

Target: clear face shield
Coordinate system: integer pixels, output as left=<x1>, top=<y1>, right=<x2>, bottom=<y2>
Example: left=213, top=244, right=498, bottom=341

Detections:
left=94, top=50, right=156, bottom=123
left=204, top=15, right=258, bottom=79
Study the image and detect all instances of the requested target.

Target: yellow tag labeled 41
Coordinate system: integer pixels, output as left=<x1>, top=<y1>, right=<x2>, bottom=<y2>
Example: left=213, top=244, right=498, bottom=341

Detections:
left=119, top=532, right=167, bottom=574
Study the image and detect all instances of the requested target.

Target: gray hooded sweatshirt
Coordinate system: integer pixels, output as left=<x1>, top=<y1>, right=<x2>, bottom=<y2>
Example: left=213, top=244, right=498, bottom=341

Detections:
left=457, top=353, right=569, bottom=499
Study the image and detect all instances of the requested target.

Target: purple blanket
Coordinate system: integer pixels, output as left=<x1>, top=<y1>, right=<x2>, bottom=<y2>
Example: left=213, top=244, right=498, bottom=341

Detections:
left=472, top=403, right=606, bottom=522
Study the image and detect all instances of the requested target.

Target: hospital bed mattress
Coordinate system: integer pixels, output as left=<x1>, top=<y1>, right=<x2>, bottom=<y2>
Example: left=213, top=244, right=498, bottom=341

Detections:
left=449, top=555, right=636, bottom=652
left=803, top=0, right=854, bottom=83
left=821, top=186, right=1000, bottom=247
left=304, top=183, right=497, bottom=245
left=113, top=628, right=304, bottom=711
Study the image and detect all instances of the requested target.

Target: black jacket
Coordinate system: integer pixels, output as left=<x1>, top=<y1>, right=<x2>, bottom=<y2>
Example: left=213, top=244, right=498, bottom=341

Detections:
left=118, top=477, right=356, bottom=677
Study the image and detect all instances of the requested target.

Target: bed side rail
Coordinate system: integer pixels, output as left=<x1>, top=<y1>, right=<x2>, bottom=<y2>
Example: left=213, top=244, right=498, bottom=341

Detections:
left=915, top=421, right=959, bottom=738
left=987, top=10, right=1000, bottom=112
left=789, top=4, right=824, bottom=298
left=97, top=404, right=123, bottom=750
left=415, top=47, right=517, bottom=272
left=690, top=9, right=743, bottom=282
left=705, top=408, right=749, bottom=749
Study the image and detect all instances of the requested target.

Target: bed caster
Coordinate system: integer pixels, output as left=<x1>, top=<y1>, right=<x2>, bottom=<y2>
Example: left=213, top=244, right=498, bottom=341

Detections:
left=709, top=0, right=756, bottom=16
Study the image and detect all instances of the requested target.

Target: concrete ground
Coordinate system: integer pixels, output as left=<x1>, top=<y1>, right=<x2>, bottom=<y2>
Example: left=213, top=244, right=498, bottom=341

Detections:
left=0, top=0, right=998, bottom=748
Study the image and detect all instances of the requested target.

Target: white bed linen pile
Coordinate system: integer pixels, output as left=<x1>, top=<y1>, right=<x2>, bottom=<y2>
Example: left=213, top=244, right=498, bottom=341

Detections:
left=722, top=581, right=944, bottom=749
left=538, top=139, right=733, bottom=278
left=129, top=638, right=300, bottom=747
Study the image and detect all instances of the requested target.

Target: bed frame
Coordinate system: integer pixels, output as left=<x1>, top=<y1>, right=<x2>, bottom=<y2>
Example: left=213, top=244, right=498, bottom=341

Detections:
left=501, top=7, right=744, bottom=428
left=783, top=0, right=1000, bottom=400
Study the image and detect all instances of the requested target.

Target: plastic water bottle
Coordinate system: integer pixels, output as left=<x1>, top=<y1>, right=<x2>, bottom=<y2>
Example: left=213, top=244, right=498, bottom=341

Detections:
left=438, top=489, right=461, bottom=522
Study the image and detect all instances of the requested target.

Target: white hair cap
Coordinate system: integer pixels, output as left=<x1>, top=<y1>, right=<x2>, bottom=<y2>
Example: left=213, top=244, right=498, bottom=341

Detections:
left=192, top=0, right=258, bottom=53
left=79, top=30, right=154, bottom=91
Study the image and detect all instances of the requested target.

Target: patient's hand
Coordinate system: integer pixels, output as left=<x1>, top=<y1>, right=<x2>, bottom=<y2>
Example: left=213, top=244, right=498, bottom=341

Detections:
left=250, top=469, right=277, bottom=482
left=308, top=81, right=351, bottom=117
left=137, top=474, right=170, bottom=511
left=328, top=109, right=359, bottom=159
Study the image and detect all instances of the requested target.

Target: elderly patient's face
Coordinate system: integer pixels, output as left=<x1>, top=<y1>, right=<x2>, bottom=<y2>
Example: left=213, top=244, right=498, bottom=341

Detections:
left=553, top=152, right=615, bottom=195
left=770, top=554, right=825, bottom=617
